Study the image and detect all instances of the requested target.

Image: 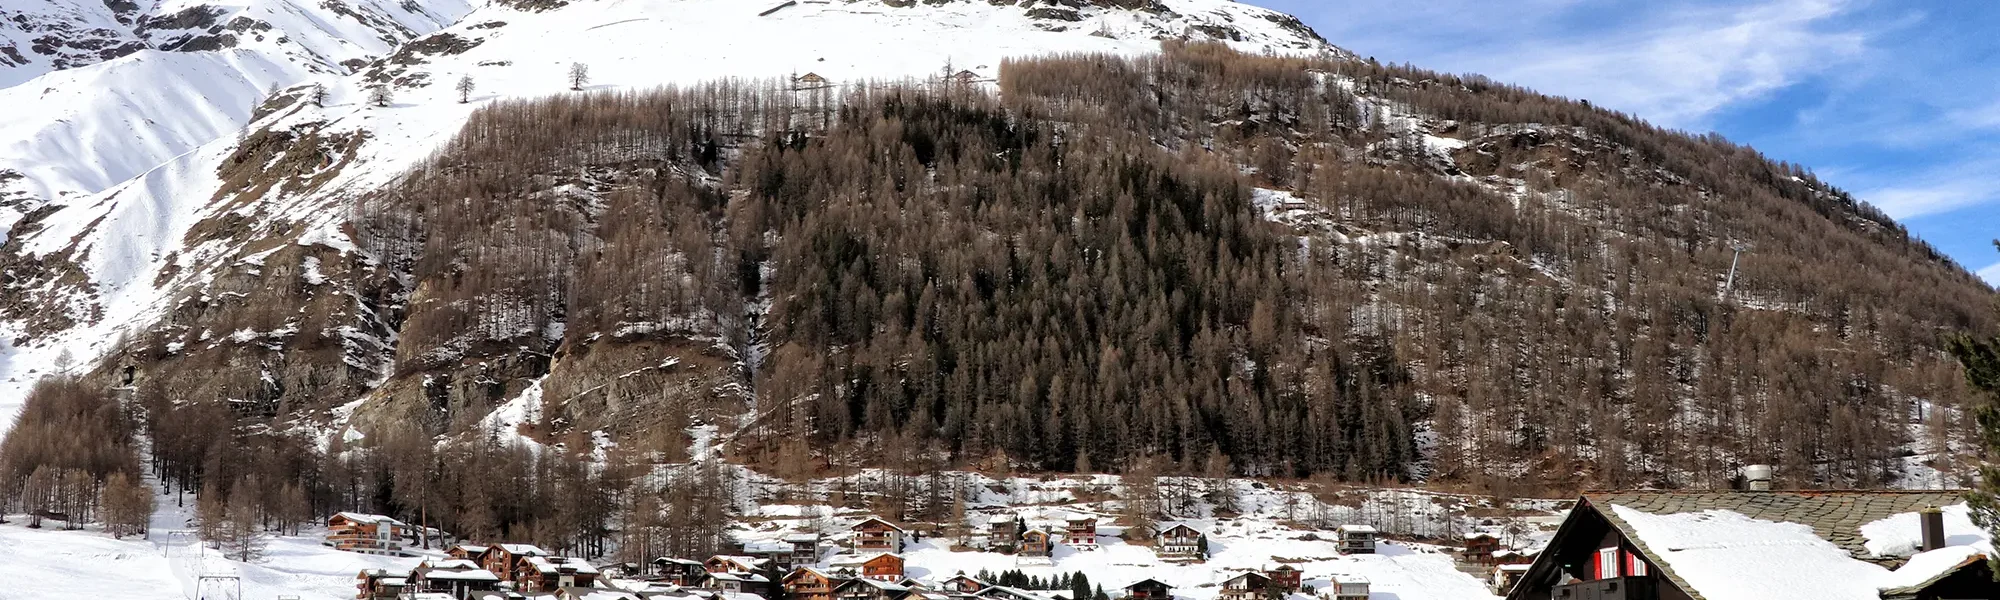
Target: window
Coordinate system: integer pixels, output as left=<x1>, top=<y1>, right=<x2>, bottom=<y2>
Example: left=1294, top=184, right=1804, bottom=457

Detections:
left=1596, top=547, right=1619, bottom=579
left=1626, top=552, right=1648, bottom=576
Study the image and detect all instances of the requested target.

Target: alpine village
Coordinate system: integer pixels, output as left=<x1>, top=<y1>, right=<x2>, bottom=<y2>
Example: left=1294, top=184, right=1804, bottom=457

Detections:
left=2, top=0, right=2000, bottom=600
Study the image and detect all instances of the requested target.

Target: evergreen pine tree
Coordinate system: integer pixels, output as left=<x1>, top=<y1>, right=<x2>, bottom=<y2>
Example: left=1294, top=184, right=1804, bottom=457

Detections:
left=1958, top=242, right=2000, bottom=538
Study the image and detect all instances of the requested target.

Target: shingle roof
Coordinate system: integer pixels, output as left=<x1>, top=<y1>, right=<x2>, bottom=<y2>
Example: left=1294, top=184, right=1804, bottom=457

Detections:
left=1583, top=490, right=1964, bottom=562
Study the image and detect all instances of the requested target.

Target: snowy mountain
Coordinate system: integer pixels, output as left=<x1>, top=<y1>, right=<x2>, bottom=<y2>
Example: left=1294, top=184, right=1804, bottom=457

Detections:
left=2, top=0, right=1992, bottom=493
left=0, top=0, right=471, bottom=223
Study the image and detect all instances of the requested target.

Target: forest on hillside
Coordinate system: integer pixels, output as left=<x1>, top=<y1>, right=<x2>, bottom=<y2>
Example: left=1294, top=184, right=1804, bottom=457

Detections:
left=3, top=43, right=1994, bottom=546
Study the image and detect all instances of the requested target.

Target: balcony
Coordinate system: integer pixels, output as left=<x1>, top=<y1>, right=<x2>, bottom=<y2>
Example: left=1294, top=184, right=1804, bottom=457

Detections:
left=1552, top=577, right=1655, bottom=600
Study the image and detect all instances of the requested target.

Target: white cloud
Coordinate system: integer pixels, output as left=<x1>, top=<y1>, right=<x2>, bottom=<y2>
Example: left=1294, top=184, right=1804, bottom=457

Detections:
left=1284, top=0, right=1873, bottom=130
left=1465, top=0, right=1868, bottom=129
left=1851, top=155, right=2000, bottom=219
left=1979, top=262, right=2000, bottom=287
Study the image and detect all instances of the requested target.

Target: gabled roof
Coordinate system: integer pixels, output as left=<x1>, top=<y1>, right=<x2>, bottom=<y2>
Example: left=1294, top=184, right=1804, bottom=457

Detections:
left=1121, top=578, right=1172, bottom=590
left=1221, top=571, right=1269, bottom=585
left=1508, top=491, right=1984, bottom=600
left=785, top=533, right=823, bottom=543
left=333, top=511, right=408, bottom=527
left=655, top=557, right=705, bottom=566
left=836, top=578, right=911, bottom=593
left=1583, top=490, right=1966, bottom=562
left=499, top=543, right=551, bottom=556
left=853, top=516, right=907, bottom=532
left=1879, top=547, right=1989, bottom=598
left=784, top=566, right=840, bottom=582
left=829, top=552, right=902, bottom=567
left=1335, top=524, right=1376, bottom=534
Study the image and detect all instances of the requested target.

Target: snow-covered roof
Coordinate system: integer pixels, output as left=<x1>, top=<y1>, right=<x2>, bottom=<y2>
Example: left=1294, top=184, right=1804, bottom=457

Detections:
left=743, top=540, right=793, bottom=554
left=499, top=543, right=551, bottom=556
left=433, top=559, right=482, bottom=570
left=1860, top=504, right=1985, bottom=558
left=1495, top=564, right=1531, bottom=573
left=333, top=511, right=408, bottom=527
left=854, top=516, right=907, bottom=532
left=529, top=556, right=602, bottom=575
left=710, top=554, right=771, bottom=567
left=1611, top=504, right=1899, bottom=600
left=1878, top=546, right=1988, bottom=596
left=784, top=533, right=823, bottom=543
left=564, top=587, right=643, bottom=600
left=830, top=552, right=900, bottom=567
left=1335, top=524, right=1376, bottom=534
left=655, top=557, right=704, bottom=566
left=453, top=544, right=491, bottom=553
left=424, top=569, right=502, bottom=582
left=707, top=572, right=771, bottom=583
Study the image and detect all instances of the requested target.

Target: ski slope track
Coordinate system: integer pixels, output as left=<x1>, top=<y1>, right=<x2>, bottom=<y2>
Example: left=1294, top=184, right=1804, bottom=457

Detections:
left=0, top=0, right=1337, bottom=429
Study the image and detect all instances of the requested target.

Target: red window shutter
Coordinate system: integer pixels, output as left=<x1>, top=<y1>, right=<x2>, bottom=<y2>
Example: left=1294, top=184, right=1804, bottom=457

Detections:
left=1626, top=552, right=1648, bottom=576
left=1596, top=547, right=1619, bottom=579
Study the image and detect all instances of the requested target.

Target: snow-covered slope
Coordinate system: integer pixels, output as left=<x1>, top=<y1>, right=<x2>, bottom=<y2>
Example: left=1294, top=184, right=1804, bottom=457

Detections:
left=0, top=0, right=471, bottom=222
left=0, top=0, right=1336, bottom=428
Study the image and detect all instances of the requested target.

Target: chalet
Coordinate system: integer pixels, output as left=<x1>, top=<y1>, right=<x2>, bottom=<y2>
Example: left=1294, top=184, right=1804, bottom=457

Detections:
left=1489, top=549, right=1533, bottom=566
left=1335, top=525, right=1376, bottom=554
left=1461, top=533, right=1503, bottom=566
left=979, top=586, right=1057, bottom=600
left=853, top=517, right=907, bottom=553
left=705, top=571, right=773, bottom=595
left=447, top=544, right=491, bottom=561
left=1019, top=528, right=1052, bottom=558
left=1264, top=565, right=1300, bottom=593
left=742, top=540, right=797, bottom=570
left=653, top=557, right=708, bottom=585
left=940, top=573, right=988, bottom=594
left=357, top=568, right=407, bottom=600
left=326, top=512, right=411, bottom=556
left=1064, top=515, right=1097, bottom=550
left=407, top=561, right=503, bottom=600
left=1217, top=571, right=1271, bottom=600
left=795, top=72, right=829, bottom=86
left=1503, top=489, right=2000, bottom=600
left=985, top=513, right=1021, bottom=553
left=556, top=588, right=641, bottom=600
left=949, top=70, right=981, bottom=84
left=829, top=552, right=905, bottom=581
left=1122, top=579, right=1172, bottom=600
left=1321, top=576, right=1367, bottom=600
left=787, top=532, right=824, bottom=566
left=1157, top=523, right=1205, bottom=559
left=483, top=543, right=551, bottom=579
left=706, top=554, right=771, bottom=574
left=1490, top=564, right=1530, bottom=596
left=835, top=577, right=914, bottom=600
left=786, top=566, right=849, bottom=600
left=515, top=556, right=601, bottom=592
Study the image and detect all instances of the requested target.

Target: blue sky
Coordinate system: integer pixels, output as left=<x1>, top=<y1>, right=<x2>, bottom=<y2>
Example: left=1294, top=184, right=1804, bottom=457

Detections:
left=1247, top=0, right=2000, bottom=286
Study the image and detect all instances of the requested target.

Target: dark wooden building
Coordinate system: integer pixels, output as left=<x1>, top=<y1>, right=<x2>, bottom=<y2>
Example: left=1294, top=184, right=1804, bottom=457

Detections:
left=1123, top=579, right=1172, bottom=600
left=1506, top=490, right=1993, bottom=600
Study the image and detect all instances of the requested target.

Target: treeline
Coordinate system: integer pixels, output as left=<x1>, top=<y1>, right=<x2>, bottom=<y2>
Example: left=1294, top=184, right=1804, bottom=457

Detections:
left=85, top=40, right=1998, bottom=498
left=0, top=375, right=151, bottom=535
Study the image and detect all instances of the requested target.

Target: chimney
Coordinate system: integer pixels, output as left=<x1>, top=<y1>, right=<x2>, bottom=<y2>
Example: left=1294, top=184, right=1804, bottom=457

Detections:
left=1920, top=507, right=1946, bottom=552
left=1743, top=465, right=1773, bottom=491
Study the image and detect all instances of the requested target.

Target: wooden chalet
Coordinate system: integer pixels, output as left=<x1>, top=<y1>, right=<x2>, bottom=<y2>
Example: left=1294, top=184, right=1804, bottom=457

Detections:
left=786, top=566, right=849, bottom=600
left=706, top=571, right=773, bottom=595
left=406, top=561, right=503, bottom=599
left=852, top=517, right=907, bottom=553
left=1063, top=515, right=1097, bottom=550
left=707, top=554, right=771, bottom=574
left=940, top=573, right=988, bottom=594
left=653, top=557, right=708, bottom=585
left=1490, top=564, right=1531, bottom=596
left=514, top=555, right=601, bottom=593
left=482, top=543, right=551, bottom=579
left=835, top=578, right=914, bottom=600
left=326, top=512, right=412, bottom=556
left=985, top=513, right=1021, bottom=553
left=446, top=544, right=490, bottom=561
left=795, top=72, right=830, bottom=87
left=1265, top=565, right=1300, bottom=593
left=1334, top=525, right=1376, bottom=554
left=948, top=70, right=981, bottom=84
left=1122, top=579, right=1172, bottom=600
left=1158, top=523, right=1205, bottom=559
left=356, top=568, right=407, bottom=600
left=1019, top=528, right=1052, bottom=558
left=1218, top=571, right=1271, bottom=600
left=1322, top=576, right=1368, bottom=600
left=1504, top=490, right=1999, bottom=600
left=1461, top=533, right=1503, bottom=566
left=829, top=552, right=905, bottom=581
left=787, top=532, right=824, bottom=566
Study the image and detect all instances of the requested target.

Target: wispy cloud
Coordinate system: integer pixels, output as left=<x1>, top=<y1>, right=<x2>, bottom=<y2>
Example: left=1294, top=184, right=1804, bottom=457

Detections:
left=1284, top=0, right=1874, bottom=130
left=1854, top=158, right=2000, bottom=220
left=1978, top=262, right=2000, bottom=287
